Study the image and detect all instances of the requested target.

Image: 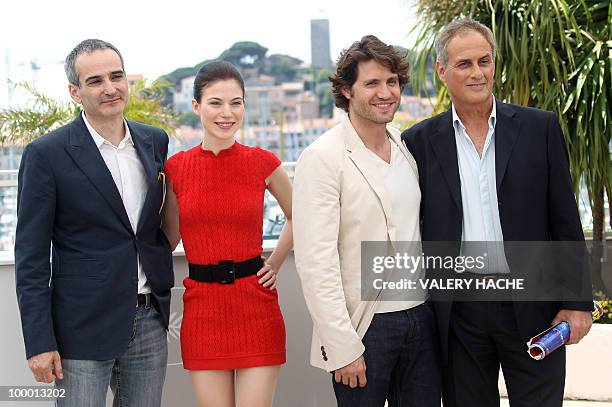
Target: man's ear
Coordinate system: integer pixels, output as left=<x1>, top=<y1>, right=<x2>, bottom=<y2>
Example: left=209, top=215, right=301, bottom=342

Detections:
left=435, top=61, right=446, bottom=84
left=68, top=83, right=82, bottom=104
left=340, top=85, right=352, bottom=101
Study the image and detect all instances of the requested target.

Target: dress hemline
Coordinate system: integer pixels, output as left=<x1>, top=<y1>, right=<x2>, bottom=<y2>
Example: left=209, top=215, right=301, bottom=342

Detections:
left=183, top=351, right=286, bottom=371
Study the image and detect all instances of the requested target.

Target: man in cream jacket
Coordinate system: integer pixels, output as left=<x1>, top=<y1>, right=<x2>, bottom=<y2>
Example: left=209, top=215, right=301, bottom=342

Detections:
left=293, top=36, right=441, bottom=406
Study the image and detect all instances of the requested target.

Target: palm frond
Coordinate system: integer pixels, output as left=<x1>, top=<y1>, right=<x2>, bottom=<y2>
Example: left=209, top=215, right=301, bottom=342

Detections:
left=0, top=78, right=179, bottom=143
left=409, top=0, right=612, bottom=239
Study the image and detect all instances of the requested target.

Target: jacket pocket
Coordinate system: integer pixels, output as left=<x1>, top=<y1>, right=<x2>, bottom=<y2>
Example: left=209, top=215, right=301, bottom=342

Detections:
left=54, top=259, right=108, bottom=281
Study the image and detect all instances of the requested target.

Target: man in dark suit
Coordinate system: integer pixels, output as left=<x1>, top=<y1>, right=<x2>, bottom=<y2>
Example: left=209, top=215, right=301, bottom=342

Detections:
left=15, top=39, right=174, bottom=406
left=402, top=19, right=593, bottom=407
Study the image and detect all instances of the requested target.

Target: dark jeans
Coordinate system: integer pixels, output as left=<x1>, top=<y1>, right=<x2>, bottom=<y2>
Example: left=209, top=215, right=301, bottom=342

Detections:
left=333, top=303, right=441, bottom=407
left=443, top=301, right=565, bottom=407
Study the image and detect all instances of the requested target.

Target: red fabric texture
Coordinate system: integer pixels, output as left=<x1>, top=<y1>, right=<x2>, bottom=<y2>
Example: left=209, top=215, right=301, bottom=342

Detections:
left=165, top=142, right=286, bottom=370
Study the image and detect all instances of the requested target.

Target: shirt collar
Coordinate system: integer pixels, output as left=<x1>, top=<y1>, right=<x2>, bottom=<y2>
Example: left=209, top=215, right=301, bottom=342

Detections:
left=82, top=111, right=133, bottom=149
left=452, top=95, right=497, bottom=132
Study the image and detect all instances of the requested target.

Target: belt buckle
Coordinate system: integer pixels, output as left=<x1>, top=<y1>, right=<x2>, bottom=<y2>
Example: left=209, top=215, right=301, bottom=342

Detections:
left=136, top=293, right=151, bottom=308
left=218, top=260, right=236, bottom=284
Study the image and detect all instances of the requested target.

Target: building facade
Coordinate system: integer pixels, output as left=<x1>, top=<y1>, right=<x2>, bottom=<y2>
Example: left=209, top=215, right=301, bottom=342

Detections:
left=310, top=19, right=333, bottom=69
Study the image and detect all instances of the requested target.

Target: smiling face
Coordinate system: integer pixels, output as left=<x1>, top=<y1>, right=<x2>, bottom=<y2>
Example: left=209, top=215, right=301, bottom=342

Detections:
left=342, top=59, right=401, bottom=126
left=68, top=49, right=128, bottom=121
left=436, top=30, right=495, bottom=110
left=192, top=79, right=244, bottom=143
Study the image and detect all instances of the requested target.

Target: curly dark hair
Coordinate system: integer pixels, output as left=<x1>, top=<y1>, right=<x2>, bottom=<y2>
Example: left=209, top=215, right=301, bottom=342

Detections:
left=329, top=35, right=410, bottom=112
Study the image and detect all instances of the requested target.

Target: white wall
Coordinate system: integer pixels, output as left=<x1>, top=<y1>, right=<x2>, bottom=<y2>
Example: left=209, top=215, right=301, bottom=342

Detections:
left=0, top=249, right=337, bottom=406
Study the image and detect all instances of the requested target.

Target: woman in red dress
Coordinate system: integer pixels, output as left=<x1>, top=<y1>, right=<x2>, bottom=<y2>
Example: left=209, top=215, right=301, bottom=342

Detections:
left=162, top=61, right=293, bottom=407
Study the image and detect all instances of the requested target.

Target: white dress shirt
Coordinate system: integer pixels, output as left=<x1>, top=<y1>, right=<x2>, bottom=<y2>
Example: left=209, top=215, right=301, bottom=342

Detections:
left=452, top=99, right=508, bottom=273
left=82, top=112, right=151, bottom=293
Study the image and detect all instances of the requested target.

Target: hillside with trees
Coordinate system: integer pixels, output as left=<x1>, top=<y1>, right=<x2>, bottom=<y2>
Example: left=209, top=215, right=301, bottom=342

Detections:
left=162, top=42, right=303, bottom=97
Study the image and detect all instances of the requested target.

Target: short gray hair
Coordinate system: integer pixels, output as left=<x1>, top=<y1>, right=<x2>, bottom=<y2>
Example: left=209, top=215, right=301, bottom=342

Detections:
left=435, top=18, right=496, bottom=67
left=64, top=39, right=125, bottom=86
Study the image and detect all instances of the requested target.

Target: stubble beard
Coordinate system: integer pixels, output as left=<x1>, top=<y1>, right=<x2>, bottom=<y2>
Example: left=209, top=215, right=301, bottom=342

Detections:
left=353, top=98, right=398, bottom=125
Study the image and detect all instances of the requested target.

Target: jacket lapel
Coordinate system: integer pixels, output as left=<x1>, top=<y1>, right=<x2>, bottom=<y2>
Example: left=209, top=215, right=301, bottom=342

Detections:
left=390, top=129, right=418, bottom=177
left=129, top=122, right=156, bottom=185
left=428, top=110, right=462, bottom=211
left=128, top=122, right=160, bottom=233
left=65, top=115, right=133, bottom=232
left=495, top=101, right=519, bottom=191
left=342, top=116, right=396, bottom=241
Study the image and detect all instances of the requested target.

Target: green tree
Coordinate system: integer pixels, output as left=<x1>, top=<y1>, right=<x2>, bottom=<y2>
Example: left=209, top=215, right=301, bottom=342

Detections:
left=0, top=82, right=80, bottom=143
left=163, top=66, right=199, bottom=87
left=158, top=41, right=271, bottom=105
left=0, top=78, right=179, bottom=144
left=160, top=42, right=305, bottom=92
left=160, top=66, right=202, bottom=106
left=409, top=0, right=612, bottom=290
left=261, top=54, right=303, bottom=84
left=219, top=41, right=268, bottom=68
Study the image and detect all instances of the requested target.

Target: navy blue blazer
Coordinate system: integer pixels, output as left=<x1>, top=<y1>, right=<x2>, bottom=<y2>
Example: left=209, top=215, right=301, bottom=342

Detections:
left=402, top=101, right=592, bottom=361
left=15, top=114, right=174, bottom=360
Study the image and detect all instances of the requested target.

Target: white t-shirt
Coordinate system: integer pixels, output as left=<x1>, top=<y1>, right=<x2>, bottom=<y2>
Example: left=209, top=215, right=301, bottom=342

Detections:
left=367, top=139, right=424, bottom=313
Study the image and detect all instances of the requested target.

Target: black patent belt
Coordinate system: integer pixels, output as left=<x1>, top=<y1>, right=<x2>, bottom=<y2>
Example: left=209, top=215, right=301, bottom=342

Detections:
left=188, top=256, right=263, bottom=284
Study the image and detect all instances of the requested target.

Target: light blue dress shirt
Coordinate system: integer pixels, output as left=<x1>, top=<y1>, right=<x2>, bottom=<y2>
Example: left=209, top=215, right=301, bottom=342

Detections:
left=453, top=98, right=508, bottom=273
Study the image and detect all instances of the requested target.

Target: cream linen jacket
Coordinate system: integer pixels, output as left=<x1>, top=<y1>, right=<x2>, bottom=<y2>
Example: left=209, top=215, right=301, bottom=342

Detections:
left=293, top=114, right=419, bottom=372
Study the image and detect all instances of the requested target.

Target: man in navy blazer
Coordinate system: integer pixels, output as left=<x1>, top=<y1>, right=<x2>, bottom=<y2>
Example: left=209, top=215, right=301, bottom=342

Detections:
left=402, top=19, right=593, bottom=407
left=15, top=39, right=173, bottom=406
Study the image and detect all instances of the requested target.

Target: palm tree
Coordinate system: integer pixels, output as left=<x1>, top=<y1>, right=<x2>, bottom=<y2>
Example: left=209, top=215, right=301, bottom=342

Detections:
left=0, top=82, right=80, bottom=144
left=0, top=78, right=179, bottom=144
left=409, top=0, right=612, bottom=291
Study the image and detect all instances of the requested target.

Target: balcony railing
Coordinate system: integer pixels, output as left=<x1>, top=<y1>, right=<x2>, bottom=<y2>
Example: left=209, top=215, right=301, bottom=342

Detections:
left=0, top=170, right=18, bottom=252
left=0, top=164, right=295, bottom=253
left=1, top=161, right=610, bottom=254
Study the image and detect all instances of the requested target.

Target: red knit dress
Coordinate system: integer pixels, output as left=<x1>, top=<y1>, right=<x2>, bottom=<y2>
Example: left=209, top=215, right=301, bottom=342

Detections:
left=165, top=142, right=286, bottom=370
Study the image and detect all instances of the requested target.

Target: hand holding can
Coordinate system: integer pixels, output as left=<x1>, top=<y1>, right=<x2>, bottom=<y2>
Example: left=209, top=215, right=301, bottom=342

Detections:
left=527, top=301, right=603, bottom=360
